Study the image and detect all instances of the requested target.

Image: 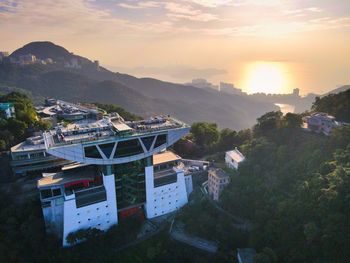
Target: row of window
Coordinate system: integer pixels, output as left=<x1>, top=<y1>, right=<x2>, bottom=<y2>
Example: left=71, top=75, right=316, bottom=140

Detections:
left=84, top=134, right=167, bottom=159
left=40, top=188, right=62, bottom=199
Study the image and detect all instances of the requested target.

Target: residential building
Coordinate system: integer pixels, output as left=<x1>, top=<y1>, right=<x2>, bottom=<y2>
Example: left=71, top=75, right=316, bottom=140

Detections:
left=187, top=79, right=219, bottom=91
left=237, top=248, right=256, bottom=263
left=31, top=107, right=190, bottom=246
left=64, top=57, right=81, bottom=69
left=208, top=168, right=230, bottom=201
left=225, top=147, right=245, bottom=170
left=18, top=54, right=37, bottom=65
left=219, top=82, right=244, bottom=95
left=0, top=51, right=9, bottom=61
left=303, top=112, right=340, bottom=136
left=0, top=102, right=15, bottom=119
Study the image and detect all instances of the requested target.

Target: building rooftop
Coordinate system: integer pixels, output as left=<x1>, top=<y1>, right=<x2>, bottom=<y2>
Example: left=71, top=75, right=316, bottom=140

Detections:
left=11, top=135, right=46, bottom=153
left=39, top=99, right=100, bottom=118
left=209, top=168, right=229, bottom=179
left=153, top=151, right=181, bottom=165
left=306, top=112, right=336, bottom=121
left=226, top=148, right=245, bottom=163
left=38, top=166, right=97, bottom=188
left=44, top=114, right=187, bottom=149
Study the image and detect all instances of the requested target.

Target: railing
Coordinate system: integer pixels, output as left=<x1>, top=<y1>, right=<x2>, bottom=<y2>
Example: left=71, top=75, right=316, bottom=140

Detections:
left=74, top=185, right=107, bottom=208
left=43, top=119, right=189, bottom=149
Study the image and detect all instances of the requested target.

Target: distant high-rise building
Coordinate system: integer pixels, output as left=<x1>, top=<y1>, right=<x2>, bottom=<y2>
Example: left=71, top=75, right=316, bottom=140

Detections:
left=0, top=51, right=9, bottom=61
left=187, top=79, right=219, bottom=91
left=219, top=82, right=244, bottom=95
left=94, top=60, right=100, bottom=71
left=292, top=88, right=300, bottom=96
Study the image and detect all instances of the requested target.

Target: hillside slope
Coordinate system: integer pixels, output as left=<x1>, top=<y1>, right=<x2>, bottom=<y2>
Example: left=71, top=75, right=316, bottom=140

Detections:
left=1, top=42, right=284, bottom=129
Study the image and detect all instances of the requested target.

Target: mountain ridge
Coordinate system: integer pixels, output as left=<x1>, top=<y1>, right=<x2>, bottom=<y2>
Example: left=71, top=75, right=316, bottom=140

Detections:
left=2, top=41, right=346, bottom=129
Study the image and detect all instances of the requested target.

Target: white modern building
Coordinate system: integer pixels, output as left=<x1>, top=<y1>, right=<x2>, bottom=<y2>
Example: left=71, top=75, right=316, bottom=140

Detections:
left=10, top=135, right=73, bottom=175
left=225, top=147, right=245, bottom=170
left=33, top=109, right=191, bottom=246
left=303, top=112, right=340, bottom=136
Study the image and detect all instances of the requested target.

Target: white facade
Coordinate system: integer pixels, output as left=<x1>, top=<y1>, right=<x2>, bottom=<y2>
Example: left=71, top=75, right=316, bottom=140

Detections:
left=225, top=148, right=245, bottom=170
left=39, top=172, right=118, bottom=246
left=144, top=165, right=189, bottom=218
left=62, top=173, right=118, bottom=246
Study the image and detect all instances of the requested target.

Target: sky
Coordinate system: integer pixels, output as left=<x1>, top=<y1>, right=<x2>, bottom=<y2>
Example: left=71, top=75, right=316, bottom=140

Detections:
left=0, top=0, right=350, bottom=95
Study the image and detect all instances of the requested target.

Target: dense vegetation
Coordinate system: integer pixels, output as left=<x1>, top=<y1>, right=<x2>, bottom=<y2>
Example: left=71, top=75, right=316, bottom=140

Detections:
left=312, top=88, right=350, bottom=122
left=219, top=112, right=350, bottom=262
left=0, top=92, right=50, bottom=151
left=0, top=89, right=349, bottom=262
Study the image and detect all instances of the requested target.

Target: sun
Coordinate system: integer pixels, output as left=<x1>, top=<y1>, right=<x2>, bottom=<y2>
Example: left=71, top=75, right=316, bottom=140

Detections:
left=243, top=62, right=289, bottom=94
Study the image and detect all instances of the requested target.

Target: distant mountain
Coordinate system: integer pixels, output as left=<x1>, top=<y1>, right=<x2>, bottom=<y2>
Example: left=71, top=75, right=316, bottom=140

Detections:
left=323, top=85, right=350, bottom=96
left=0, top=41, right=318, bottom=129
left=10, top=41, right=72, bottom=61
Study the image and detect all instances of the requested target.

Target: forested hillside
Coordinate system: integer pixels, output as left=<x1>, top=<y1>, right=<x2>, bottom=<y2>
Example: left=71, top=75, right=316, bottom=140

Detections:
left=0, top=90, right=349, bottom=263
left=0, top=92, right=50, bottom=151
left=312, top=88, right=350, bottom=122
left=219, top=113, right=350, bottom=262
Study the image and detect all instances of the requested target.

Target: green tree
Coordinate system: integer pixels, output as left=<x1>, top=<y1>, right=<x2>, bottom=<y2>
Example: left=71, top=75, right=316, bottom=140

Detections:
left=253, top=111, right=282, bottom=136
left=191, top=122, right=220, bottom=148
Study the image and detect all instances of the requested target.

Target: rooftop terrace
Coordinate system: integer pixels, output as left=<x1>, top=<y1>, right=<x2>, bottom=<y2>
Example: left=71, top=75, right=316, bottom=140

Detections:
left=43, top=114, right=188, bottom=148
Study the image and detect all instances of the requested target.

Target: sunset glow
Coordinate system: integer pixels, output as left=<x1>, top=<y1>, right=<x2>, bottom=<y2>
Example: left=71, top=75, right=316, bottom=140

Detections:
left=0, top=0, right=350, bottom=94
left=243, top=62, right=290, bottom=94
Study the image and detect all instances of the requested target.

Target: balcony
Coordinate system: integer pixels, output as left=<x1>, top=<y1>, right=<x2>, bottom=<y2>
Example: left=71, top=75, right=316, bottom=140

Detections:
left=74, top=185, right=107, bottom=208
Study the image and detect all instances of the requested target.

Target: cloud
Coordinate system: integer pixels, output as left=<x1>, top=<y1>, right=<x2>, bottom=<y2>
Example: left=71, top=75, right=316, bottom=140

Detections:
left=164, top=2, right=218, bottom=21
left=117, top=1, right=161, bottom=9
left=306, top=7, right=323, bottom=13
left=185, top=0, right=233, bottom=8
left=1, top=0, right=349, bottom=40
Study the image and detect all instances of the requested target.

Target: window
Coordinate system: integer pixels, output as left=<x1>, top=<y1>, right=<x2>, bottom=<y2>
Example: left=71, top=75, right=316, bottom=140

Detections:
left=154, top=134, right=167, bottom=148
left=41, top=201, right=51, bottom=208
left=141, top=136, right=155, bottom=150
left=30, top=152, right=45, bottom=159
left=114, top=139, right=144, bottom=158
left=84, top=146, right=102, bottom=158
left=40, top=189, right=52, bottom=199
left=52, top=188, right=61, bottom=197
left=98, top=143, right=115, bottom=158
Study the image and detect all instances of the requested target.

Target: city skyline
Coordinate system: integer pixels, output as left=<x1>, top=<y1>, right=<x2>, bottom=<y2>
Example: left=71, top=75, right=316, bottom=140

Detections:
left=1, top=0, right=350, bottom=94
